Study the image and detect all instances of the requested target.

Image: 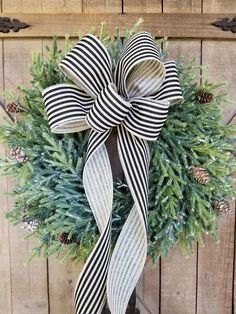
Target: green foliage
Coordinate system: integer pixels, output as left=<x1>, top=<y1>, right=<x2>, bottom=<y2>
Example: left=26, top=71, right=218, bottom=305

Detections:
left=0, top=23, right=235, bottom=265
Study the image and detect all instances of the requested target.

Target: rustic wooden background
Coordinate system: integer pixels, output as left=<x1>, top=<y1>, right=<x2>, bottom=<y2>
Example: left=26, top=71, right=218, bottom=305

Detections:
left=0, top=1, right=236, bottom=313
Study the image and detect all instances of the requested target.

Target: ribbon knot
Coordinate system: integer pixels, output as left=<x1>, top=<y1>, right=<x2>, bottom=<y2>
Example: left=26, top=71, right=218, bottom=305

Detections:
left=42, top=31, right=183, bottom=314
left=86, top=82, right=132, bottom=133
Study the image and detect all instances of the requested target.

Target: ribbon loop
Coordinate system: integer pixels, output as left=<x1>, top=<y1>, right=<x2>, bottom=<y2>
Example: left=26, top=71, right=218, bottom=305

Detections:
left=123, top=97, right=170, bottom=141
left=152, top=61, right=183, bottom=104
left=59, top=34, right=113, bottom=98
left=42, top=83, right=93, bottom=133
left=115, top=32, right=166, bottom=99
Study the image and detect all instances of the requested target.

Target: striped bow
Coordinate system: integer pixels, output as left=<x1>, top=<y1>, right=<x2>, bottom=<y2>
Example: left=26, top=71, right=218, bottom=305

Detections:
left=42, top=32, right=183, bottom=314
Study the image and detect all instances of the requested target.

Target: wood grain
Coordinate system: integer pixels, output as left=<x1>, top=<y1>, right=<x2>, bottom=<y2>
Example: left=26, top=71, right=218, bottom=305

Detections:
left=1, top=13, right=236, bottom=39
left=42, top=0, right=82, bottom=13
left=161, top=246, right=197, bottom=314
left=197, top=205, right=235, bottom=314
left=163, top=0, right=201, bottom=13
left=124, top=0, right=162, bottom=13
left=48, top=257, right=81, bottom=314
left=203, top=0, right=236, bottom=13
left=234, top=202, right=236, bottom=314
left=160, top=39, right=201, bottom=314
left=4, top=39, right=48, bottom=314
left=0, top=40, right=3, bottom=102
left=0, top=37, right=12, bottom=314
left=83, top=0, right=122, bottom=13
left=198, top=2, right=236, bottom=312
left=141, top=258, right=160, bottom=314
left=0, top=143, right=12, bottom=314
left=2, top=0, right=82, bottom=13
left=196, top=39, right=236, bottom=314
left=202, top=40, right=236, bottom=125
left=42, top=38, right=82, bottom=314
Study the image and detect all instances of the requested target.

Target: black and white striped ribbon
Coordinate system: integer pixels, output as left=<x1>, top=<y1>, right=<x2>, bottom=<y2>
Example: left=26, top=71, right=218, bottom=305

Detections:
left=42, top=32, right=183, bottom=314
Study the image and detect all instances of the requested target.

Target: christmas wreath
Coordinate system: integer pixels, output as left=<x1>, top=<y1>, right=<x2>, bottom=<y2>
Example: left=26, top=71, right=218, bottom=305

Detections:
left=0, top=22, right=235, bottom=268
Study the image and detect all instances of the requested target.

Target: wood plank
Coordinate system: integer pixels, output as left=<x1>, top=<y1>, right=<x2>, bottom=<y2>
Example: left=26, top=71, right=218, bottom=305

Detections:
left=197, top=203, right=235, bottom=314
left=42, top=38, right=80, bottom=314
left=42, top=0, right=82, bottom=13
left=1, top=13, right=236, bottom=39
left=48, top=257, right=81, bottom=314
left=0, top=40, right=3, bottom=103
left=199, top=3, right=236, bottom=312
left=160, top=39, right=201, bottom=314
left=141, top=258, right=160, bottom=314
left=4, top=39, right=49, bottom=314
left=2, top=0, right=22, bottom=12
left=202, top=40, right=236, bottom=125
left=234, top=201, right=236, bottom=314
left=0, top=144, right=12, bottom=314
left=83, top=0, right=122, bottom=13
left=0, top=38, right=12, bottom=314
left=167, top=39, right=201, bottom=61
left=163, top=0, right=201, bottom=13
left=161, top=246, right=197, bottom=314
left=2, top=0, right=82, bottom=13
left=2, top=0, right=42, bottom=13
left=124, top=0, right=162, bottom=13
left=203, top=0, right=236, bottom=13
left=196, top=39, right=236, bottom=314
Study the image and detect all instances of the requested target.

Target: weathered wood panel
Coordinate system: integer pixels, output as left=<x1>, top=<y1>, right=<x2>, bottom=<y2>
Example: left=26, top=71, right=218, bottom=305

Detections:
left=163, top=0, right=201, bottom=13
left=83, top=0, right=121, bottom=13
left=202, top=40, right=236, bottom=125
left=0, top=39, right=12, bottom=312
left=124, top=0, right=162, bottom=13
left=160, top=4, right=202, bottom=313
left=160, top=35, right=201, bottom=314
left=203, top=0, right=236, bottom=13
left=196, top=39, right=236, bottom=314
left=0, top=145, right=12, bottom=314
left=41, top=38, right=81, bottom=314
left=48, top=257, right=80, bottom=314
left=1, top=13, right=236, bottom=39
left=2, top=0, right=82, bottom=13
left=197, top=207, right=235, bottom=314
left=42, top=0, right=82, bottom=13
left=3, top=39, right=49, bottom=314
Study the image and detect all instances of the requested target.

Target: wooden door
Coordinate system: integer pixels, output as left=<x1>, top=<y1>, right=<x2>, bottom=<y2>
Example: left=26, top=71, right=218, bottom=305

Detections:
left=0, top=1, right=236, bottom=313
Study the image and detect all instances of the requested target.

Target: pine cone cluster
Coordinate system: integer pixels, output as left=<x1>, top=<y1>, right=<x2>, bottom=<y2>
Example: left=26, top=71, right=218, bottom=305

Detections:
left=190, top=166, right=210, bottom=184
left=59, top=232, right=78, bottom=245
left=197, top=91, right=214, bottom=104
left=213, top=200, right=231, bottom=214
left=21, top=219, right=38, bottom=232
left=5, top=102, right=20, bottom=113
left=9, top=147, right=28, bottom=163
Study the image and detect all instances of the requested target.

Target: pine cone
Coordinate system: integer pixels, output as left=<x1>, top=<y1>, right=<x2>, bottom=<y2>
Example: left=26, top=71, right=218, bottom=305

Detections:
left=21, top=219, right=38, bottom=232
left=197, top=91, right=214, bottom=104
left=5, top=102, right=20, bottom=113
left=59, top=232, right=78, bottom=245
left=213, top=200, right=231, bottom=214
left=9, top=147, right=28, bottom=163
left=190, top=166, right=210, bottom=184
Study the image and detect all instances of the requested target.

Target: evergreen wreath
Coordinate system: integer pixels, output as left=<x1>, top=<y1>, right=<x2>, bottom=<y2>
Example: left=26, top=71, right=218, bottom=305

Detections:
left=0, top=21, right=235, bottom=265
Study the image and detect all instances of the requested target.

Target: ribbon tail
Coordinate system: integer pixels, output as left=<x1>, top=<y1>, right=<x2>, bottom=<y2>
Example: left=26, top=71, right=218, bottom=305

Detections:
left=107, top=124, right=150, bottom=314
left=74, top=130, right=113, bottom=314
